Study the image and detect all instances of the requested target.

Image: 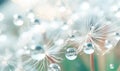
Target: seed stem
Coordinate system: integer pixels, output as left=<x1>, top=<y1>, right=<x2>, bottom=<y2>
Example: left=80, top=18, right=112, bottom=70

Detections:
left=90, top=53, right=95, bottom=71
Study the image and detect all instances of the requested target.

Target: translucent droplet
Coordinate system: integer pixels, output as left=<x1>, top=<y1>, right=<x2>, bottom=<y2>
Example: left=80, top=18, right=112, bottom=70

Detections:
left=48, top=63, right=61, bottom=71
left=115, top=32, right=120, bottom=40
left=31, top=18, right=40, bottom=24
left=26, top=10, right=35, bottom=20
left=0, top=12, right=4, bottom=21
left=83, top=42, right=94, bottom=54
left=105, top=40, right=113, bottom=49
left=65, top=48, right=77, bottom=60
left=13, top=14, right=24, bottom=26
left=69, top=31, right=80, bottom=41
left=30, top=45, right=45, bottom=61
left=110, top=64, right=114, bottom=69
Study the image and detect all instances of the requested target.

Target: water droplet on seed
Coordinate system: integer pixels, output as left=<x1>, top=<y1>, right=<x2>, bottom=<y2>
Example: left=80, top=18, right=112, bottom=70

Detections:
left=83, top=42, right=94, bottom=54
left=30, top=45, right=45, bottom=61
left=65, top=48, right=77, bottom=60
left=26, top=10, right=35, bottom=20
left=48, top=63, right=61, bottom=71
left=105, top=40, right=113, bottom=49
left=13, top=14, right=24, bottom=26
left=115, top=32, right=120, bottom=40
left=31, top=18, right=40, bottom=24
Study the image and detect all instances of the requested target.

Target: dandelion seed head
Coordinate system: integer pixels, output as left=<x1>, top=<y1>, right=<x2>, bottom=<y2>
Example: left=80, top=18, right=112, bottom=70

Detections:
left=21, top=28, right=65, bottom=71
left=67, top=13, right=119, bottom=54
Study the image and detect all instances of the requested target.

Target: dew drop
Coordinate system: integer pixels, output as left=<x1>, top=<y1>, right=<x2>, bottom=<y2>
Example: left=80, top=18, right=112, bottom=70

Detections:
left=13, top=14, right=24, bottom=26
left=65, top=48, right=77, bottom=60
left=110, top=64, right=114, bottom=69
left=31, top=18, right=40, bottom=24
left=83, top=42, right=94, bottom=54
left=26, top=10, right=35, bottom=20
left=105, top=40, right=113, bottom=49
left=48, top=63, right=61, bottom=71
left=30, top=45, right=45, bottom=61
left=115, top=32, right=120, bottom=40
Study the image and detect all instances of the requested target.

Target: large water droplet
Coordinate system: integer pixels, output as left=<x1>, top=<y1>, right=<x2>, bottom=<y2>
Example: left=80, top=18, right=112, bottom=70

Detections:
left=83, top=42, right=94, bottom=54
left=65, top=48, right=77, bottom=60
left=30, top=45, right=45, bottom=61
left=13, top=14, right=24, bottom=26
left=105, top=40, right=113, bottom=49
left=48, top=63, right=61, bottom=71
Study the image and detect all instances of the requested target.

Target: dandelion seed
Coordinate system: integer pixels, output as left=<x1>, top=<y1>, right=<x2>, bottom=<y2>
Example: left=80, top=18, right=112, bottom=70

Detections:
left=21, top=29, right=65, bottom=71
left=67, top=14, right=119, bottom=54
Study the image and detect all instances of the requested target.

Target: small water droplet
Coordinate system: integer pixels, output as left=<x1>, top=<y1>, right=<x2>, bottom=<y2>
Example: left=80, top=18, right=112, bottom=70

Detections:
left=83, top=42, right=94, bottom=54
left=30, top=45, right=45, bottom=61
left=31, top=18, right=40, bottom=24
left=26, top=10, right=35, bottom=20
left=115, top=32, right=120, bottom=40
left=105, top=40, right=113, bottom=49
left=48, top=63, right=61, bottom=71
left=110, top=64, right=114, bottom=69
left=65, top=48, right=77, bottom=60
left=13, top=14, right=24, bottom=26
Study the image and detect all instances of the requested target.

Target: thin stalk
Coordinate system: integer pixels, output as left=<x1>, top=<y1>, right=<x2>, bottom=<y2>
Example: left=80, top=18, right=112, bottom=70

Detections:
left=90, top=53, right=95, bottom=71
